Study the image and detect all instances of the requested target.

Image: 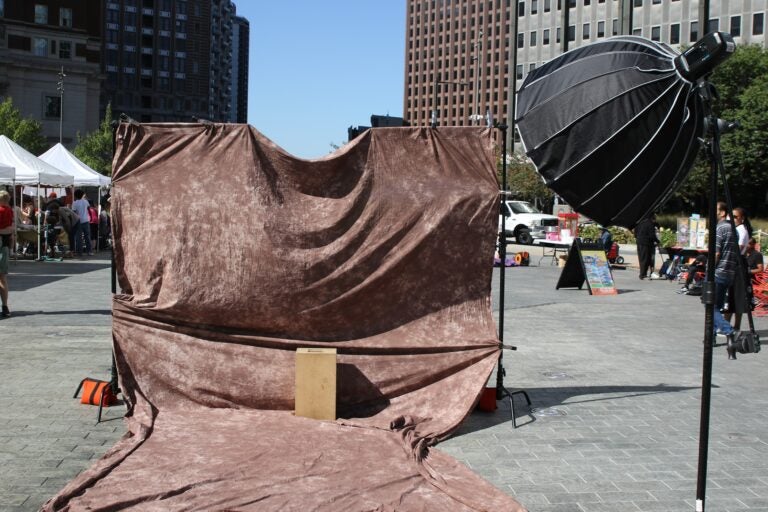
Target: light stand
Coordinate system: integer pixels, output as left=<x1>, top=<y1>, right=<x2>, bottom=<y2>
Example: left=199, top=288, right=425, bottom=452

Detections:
left=495, top=124, right=531, bottom=428
left=694, top=81, right=743, bottom=512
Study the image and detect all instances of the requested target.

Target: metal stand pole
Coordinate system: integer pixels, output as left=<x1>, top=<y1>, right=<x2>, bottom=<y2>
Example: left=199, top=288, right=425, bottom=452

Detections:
left=495, top=124, right=531, bottom=428
left=695, top=80, right=740, bottom=512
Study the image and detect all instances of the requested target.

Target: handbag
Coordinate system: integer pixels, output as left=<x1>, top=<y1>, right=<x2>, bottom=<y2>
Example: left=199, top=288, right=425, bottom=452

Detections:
left=73, top=378, right=117, bottom=407
left=734, top=330, right=761, bottom=354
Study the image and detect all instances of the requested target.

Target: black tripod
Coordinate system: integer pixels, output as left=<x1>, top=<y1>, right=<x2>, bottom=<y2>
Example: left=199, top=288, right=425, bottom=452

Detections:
left=694, top=80, right=759, bottom=512
left=495, top=124, right=531, bottom=428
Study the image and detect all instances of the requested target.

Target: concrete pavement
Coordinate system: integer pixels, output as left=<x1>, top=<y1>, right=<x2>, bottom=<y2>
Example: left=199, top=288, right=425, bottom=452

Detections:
left=1, top=254, right=767, bottom=511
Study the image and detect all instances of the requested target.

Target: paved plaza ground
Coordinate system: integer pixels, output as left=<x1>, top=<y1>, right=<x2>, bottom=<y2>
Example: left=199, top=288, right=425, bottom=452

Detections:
left=1, top=249, right=766, bottom=511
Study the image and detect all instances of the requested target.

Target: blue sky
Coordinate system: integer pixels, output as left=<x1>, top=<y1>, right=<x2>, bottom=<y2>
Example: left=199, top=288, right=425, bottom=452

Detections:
left=237, top=2, right=406, bottom=159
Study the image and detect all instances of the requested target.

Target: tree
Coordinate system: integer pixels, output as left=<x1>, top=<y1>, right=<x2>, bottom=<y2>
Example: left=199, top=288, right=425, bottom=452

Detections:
left=672, top=45, right=768, bottom=216
left=499, top=152, right=553, bottom=210
left=74, top=104, right=113, bottom=176
left=0, top=97, right=46, bottom=154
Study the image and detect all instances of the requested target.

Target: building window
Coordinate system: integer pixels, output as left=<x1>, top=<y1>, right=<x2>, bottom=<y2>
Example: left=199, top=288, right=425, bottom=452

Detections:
left=633, top=28, right=642, bottom=36
left=543, top=28, right=550, bottom=45
left=670, top=23, right=680, bottom=44
left=652, top=0, right=660, bottom=3
left=35, top=4, right=48, bottom=24
left=60, top=8, right=72, bottom=27
left=44, top=96, right=61, bottom=118
left=707, top=19, right=719, bottom=32
left=531, top=0, right=538, bottom=14
left=582, top=23, right=590, bottom=39
left=517, top=32, right=524, bottom=48
left=516, top=64, right=523, bottom=79
left=633, top=0, right=641, bottom=6
left=530, top=31, right=537, bottom=46
left=651, top=26, right=660, bottom=41
left=0, top=0, right=4, bottom=17
left=518, top=1, right=525, bottom=17
left=544, top=0, right=550, bottom=12
left=59, top=41, right=71, bottom=59
left=612, top=18, right=619, bottom=35
left=754, top=13, right=765, bottom=35
left=730, top=16, right=741, bottom=37
left=690, top=21, right=698, bottom=42
left=568, top=25, right=575, bottom=41
left=597, top=21, right=605, bottom=38
left=33, top=37, right=48, bottom=56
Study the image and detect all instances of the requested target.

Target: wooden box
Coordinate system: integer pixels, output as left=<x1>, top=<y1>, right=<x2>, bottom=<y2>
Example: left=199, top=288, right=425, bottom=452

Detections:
left=295, top=348, right=337, bottom=420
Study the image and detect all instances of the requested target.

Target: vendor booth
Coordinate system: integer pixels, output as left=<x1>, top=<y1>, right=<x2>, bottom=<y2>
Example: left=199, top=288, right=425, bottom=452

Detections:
left=0, top=136, right=74, bottom=259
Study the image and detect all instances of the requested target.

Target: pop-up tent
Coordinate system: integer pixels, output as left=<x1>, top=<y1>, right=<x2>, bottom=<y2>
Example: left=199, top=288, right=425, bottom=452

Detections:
left=0, top=136, right=74, bottom=259
left=0, top=136, right=74, bottom=187
left=0, top=162, right=13, bottom=184
left=39, top=143, right=111, bottom=187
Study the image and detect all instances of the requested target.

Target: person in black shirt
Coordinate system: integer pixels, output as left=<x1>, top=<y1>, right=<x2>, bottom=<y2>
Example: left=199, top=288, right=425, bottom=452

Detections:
left=746, top=237, right=764, bottom=280
left=634, top=214, right=659, bottom=280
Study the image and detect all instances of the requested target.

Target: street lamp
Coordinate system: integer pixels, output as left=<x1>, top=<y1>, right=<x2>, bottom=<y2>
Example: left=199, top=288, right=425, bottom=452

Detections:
left=57, top=67, right=66, bottom=144
left=431, top=80, right=469, bottom=128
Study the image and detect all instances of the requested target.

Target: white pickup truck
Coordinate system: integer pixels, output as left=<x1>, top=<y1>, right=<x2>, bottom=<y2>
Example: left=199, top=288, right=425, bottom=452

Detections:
left=498, top=200, right=559, bottom=245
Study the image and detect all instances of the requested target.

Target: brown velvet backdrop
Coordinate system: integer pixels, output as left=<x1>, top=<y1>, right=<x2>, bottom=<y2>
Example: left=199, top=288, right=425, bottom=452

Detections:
left=43, top=124, right=525, bottom=511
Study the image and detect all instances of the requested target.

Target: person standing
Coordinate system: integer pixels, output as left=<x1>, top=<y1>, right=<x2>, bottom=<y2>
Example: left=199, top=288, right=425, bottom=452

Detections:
left=746, top=237, right=764, bottom=280
left=733, top=207, right=750, bottom=255
left=713, top=201, right=738, bottom=359
left=0, top=190, right=13, bottom=317
left=72, top=189, right=93, bottom=257
left=634, top=214, right=658, bottom=280
left=725, top=208, right=751, bottom=329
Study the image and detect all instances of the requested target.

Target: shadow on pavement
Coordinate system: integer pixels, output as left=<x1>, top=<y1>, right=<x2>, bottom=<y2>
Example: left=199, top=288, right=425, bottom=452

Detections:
left=8, top=261, right=111, bottom=292
left=453, top=384, right=704, bottom=437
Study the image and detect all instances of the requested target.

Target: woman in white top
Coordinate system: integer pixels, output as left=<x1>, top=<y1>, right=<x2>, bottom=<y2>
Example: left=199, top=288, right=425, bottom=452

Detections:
left=733, top=207, right=749, bottom=255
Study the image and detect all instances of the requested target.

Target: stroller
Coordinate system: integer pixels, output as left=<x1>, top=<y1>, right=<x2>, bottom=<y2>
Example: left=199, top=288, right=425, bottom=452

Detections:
left=606, top=242, right=624, bottom=264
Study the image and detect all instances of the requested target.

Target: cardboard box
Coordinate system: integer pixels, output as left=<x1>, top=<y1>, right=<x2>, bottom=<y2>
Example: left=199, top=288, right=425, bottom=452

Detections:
left=295, top=348, right=337, bottom=420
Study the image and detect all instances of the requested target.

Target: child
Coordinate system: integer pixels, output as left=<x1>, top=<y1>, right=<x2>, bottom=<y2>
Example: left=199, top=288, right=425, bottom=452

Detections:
left=0, top=190, right=13, bottom=317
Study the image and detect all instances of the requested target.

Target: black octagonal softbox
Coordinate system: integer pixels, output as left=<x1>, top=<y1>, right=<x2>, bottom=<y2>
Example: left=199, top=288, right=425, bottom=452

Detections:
left=515, top=36, right=704, bottom=228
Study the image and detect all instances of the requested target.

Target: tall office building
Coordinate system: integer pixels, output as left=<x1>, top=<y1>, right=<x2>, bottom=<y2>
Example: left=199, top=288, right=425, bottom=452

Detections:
left=0, top=1, right=103, bottom=147
left=516, top=1, right=767, bottom=84
left=404, top=0, right=768, bottom=138
left=404, top=0, right=515, bottom=129
left=102, top=0, right=248, bottom=123
left=230, top=14, right=248, bottom=123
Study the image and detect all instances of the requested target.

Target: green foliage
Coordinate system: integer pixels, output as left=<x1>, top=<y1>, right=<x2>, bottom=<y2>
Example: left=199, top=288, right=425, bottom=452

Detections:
left=0, top=97, right=46, bottom=154
left=674, top=45, right=768, bottom=215
left=658, top=227, right=677, bottom=248
left=74, top=104, right=113, bottom=176
left=500, top=154, right=553, bottom=204
left=578, top=224, right=636, bottom=244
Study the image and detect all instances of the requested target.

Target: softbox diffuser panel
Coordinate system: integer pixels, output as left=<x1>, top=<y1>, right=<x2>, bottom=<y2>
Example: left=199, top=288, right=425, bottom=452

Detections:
left=43, top=124, right=525, bottom=512
left=516, top=36, right=703, bottom=228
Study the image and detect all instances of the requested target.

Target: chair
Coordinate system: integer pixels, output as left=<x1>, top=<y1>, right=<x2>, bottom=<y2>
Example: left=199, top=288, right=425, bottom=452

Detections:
left=753, top=271, right=768, bottom=317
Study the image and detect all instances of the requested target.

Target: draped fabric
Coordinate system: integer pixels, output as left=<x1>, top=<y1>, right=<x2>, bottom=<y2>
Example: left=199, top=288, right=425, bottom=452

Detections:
left=43, top=124, right=525, bottom=512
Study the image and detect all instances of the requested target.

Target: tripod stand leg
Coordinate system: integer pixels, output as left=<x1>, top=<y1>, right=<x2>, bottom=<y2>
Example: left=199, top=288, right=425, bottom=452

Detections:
left=500, top=387, right=532, bottom=428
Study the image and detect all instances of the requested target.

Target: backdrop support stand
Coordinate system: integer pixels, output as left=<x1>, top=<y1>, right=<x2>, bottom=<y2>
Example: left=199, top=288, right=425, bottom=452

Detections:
left=495, top=124, right=531, bottom=428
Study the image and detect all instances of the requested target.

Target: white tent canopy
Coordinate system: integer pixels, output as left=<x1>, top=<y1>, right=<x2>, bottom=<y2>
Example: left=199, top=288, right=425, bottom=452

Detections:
left=39, top=143, right=110, bottom=187
left=0, top=162, right=14, bottom=184
left=0, top=135, right=74, bottom=187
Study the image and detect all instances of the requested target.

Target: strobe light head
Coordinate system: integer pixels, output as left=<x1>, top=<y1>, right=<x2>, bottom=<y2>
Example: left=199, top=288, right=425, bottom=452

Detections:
left=675, top=32, right=736, bottom=81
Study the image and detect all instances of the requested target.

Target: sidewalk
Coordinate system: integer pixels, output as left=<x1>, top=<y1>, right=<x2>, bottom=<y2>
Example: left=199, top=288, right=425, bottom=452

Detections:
left=1, top=256, right=766, bottom=511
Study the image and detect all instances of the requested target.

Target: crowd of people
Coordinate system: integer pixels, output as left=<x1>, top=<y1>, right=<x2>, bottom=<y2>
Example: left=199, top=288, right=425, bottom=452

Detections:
left=0, top=187, right=113, bottom=319
left=12, top=190, right=111, bottom=260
